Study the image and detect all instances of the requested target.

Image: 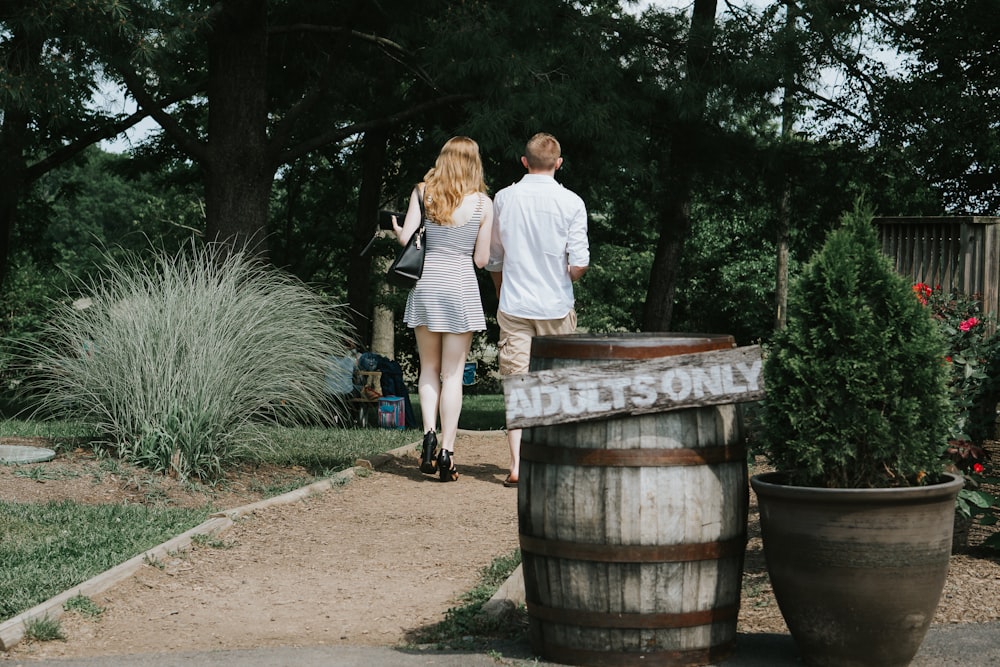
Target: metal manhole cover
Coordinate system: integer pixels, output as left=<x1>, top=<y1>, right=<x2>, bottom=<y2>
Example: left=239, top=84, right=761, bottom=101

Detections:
left=0, top=445, right=57, bottom=464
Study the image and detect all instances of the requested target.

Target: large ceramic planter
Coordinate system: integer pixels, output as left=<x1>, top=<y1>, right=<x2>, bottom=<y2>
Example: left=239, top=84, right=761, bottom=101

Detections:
left=750, top=472, right=964, bottom=667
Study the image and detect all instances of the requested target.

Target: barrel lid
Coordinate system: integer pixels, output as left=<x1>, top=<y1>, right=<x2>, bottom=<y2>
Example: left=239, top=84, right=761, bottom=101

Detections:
left=530, top=332, right=736, bottom=360
left=0, top=444, right=57, bottom=464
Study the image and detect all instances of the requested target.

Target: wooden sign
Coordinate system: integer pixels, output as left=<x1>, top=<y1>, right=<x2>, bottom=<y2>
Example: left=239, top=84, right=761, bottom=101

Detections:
left=503, top=345, right=764, bottom=429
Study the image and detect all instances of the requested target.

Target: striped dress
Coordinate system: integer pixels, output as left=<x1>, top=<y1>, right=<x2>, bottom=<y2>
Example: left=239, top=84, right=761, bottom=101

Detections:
left=403, top=195, right=487, bottom=333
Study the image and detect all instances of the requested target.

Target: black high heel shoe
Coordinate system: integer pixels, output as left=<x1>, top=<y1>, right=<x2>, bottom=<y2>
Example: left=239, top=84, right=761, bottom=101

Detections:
left=438, top=449, right=459, bottom=482
left=419, top=431, right=438, bottom=475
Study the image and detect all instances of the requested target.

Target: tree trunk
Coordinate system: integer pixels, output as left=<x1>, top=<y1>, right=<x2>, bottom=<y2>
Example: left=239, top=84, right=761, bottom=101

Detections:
left=774, top=186, right=790, bottom=330
left=641, top=0, right=717, bottom=332
left=642, top=196, right=692, bottom=331
left=347, top=129, right=390, bottom=348
left=371, top=292, right=395, bottom=358
left=0, top=110, right=28, bottom=295
left=204, top=0, right=271, bottom=250
left=0, top=26, right=39, bottom=293
left=774, top=1, right=797, bottom=332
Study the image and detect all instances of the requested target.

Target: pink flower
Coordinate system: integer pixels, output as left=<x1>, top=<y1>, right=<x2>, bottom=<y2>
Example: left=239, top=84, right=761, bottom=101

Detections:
left=959, top=317, right=979, bottom=332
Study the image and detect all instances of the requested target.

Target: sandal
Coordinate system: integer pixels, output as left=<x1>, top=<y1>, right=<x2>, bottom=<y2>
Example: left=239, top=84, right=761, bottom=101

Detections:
left=438, top=449, right=459, bottom=483
left=419, top=431, right=438, bottom=475
left=503, top=474, right=518, bottom=488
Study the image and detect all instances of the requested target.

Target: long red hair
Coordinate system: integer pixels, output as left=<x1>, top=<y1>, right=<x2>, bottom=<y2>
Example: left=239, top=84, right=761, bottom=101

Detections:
left=422, top=136, right=487, bottom=225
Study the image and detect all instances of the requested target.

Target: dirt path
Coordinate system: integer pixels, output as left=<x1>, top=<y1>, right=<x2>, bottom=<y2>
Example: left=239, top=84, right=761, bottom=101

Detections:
left=3, top=431, right=520, bottom=661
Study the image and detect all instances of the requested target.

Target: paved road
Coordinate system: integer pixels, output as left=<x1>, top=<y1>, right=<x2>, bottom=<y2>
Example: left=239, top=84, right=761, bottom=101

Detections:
left=8, top=621, right=1000, bottom=666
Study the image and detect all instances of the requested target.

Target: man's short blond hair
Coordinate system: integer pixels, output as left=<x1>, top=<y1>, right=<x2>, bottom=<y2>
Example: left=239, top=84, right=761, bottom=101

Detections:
left=524, top=132, right=561, bottom=170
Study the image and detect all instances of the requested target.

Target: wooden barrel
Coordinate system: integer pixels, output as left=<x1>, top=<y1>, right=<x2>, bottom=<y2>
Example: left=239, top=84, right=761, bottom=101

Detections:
left=519, top=333, right=748, bottom=667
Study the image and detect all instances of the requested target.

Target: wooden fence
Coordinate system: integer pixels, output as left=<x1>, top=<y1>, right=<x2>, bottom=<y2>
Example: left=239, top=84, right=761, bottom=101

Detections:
left=875, top=216, right=1000, bottom=316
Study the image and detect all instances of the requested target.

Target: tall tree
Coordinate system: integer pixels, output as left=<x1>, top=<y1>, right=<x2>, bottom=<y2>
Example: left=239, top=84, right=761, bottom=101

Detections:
left=642, top=0, right=718, bottom=331
left=876, top=0, right=1000, bottom=214
left=110, top=0, right=472, bottom=248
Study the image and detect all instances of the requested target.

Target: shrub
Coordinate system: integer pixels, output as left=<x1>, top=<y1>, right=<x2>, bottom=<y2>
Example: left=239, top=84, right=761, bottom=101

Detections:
left=758, top=200, right=952, bottom=488
left=21, top=240, right=354, bottom=480
left=914, top=285, right=1000, bottom=443
left=920, top=288, right=1000, bottom=548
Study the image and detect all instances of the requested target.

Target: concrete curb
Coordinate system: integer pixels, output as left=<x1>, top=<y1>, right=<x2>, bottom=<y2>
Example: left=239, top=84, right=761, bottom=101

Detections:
left=480, top=564, right=525, bottom=620
left=0, top=438, right=426, bottom=652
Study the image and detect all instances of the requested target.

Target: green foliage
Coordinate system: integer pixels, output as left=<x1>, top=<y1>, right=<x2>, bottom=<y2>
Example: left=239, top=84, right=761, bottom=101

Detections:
left=922, top=288, right=1000, bottom=548
left=576, top=242, right=652, bottom=333
left=63, top=594, right=104, bottom=618
left=878, top=0, right=1000, bottom=213
left=21, top=240, right=355, bottom=480
left=0, top=255, right=64, bottom=405
left=758, top=200, right=952, bottom=488
left=673, top=204, right=777, bottom=344
left=22, top=616, right=64, bottom=642
left=947, top=440, right=1000, bottom=541
left=39, top=149, right=200, bottom=277
left=2, top=148, right=202, bottom=412
left=0, top=499, right=209, bottom=622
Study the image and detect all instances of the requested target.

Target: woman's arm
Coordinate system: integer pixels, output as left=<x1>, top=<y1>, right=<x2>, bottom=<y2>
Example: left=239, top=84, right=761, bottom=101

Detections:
left=391, top=185, right=425, bottom=246
left=473, top=196, right=493, bottom=269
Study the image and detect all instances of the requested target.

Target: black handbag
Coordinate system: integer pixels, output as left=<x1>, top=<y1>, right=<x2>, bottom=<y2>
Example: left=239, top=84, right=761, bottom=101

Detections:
left=386, top=188, right=427, bottom=288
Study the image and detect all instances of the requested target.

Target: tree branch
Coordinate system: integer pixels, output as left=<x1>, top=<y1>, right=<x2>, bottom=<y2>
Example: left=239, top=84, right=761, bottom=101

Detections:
left=24, top=85, right=197, bottom=184
left=118, top=67, right=209, bottom=164
left=268, top=46, right=344, bottom=154
left=268, top=23, right=442, bottom=91
left=271, top=92, right=474, bottom=168
left=269, top=24, right=407, bottom=54
left=791, top=81, right=866, bottom=125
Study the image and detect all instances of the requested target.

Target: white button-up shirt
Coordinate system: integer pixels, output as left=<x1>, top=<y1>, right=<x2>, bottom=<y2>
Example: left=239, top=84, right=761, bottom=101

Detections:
left=488, top=174, right=589, bottom=319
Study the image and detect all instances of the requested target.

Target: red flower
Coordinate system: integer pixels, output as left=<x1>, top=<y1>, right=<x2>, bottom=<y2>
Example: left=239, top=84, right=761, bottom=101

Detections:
left=912, top=283, right=932, bottom=305
left=959, top=317, right=979, bottom=332
left=973, top=462, right=985, bottom=474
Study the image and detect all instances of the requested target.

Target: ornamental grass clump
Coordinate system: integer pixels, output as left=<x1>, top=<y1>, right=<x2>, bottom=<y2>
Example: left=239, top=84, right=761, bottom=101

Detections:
left=758, top=201, right=952, bottom=488
left=23, top=240, right=354, bottom=480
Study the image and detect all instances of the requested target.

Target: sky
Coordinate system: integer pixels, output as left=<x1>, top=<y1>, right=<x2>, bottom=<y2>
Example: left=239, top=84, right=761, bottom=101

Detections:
left=96, top=82, right=158, bottom=153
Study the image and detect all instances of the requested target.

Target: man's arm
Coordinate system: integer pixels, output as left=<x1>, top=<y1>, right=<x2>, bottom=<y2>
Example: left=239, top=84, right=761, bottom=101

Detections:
left=566, top=198, right=589, bottom=281
left=486, top=197, right=506, bottom=299
left=490, top=270, right=503, bottom=299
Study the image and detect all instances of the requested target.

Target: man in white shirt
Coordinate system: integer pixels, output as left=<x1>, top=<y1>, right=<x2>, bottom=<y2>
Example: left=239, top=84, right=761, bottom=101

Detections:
left=487, top=132, right=590, bottom=487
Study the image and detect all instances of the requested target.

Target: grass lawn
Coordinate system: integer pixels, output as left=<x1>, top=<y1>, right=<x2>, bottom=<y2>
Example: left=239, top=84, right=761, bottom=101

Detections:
left=0, top=500, right=210, bottom=622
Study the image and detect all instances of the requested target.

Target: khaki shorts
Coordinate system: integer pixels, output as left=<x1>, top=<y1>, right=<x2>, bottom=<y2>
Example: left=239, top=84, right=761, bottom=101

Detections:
left=497, top=309, right=577, bottom=376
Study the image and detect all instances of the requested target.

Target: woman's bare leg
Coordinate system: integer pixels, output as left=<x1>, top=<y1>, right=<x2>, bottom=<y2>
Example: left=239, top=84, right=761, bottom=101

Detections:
left=413, top=326, right=442, bottom=434
left=438, top=332, right=473, bottom=453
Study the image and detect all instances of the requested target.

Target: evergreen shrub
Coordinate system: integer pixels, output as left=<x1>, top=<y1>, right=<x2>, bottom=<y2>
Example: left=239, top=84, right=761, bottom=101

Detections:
left=758, top=201, right=952, bottom=488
